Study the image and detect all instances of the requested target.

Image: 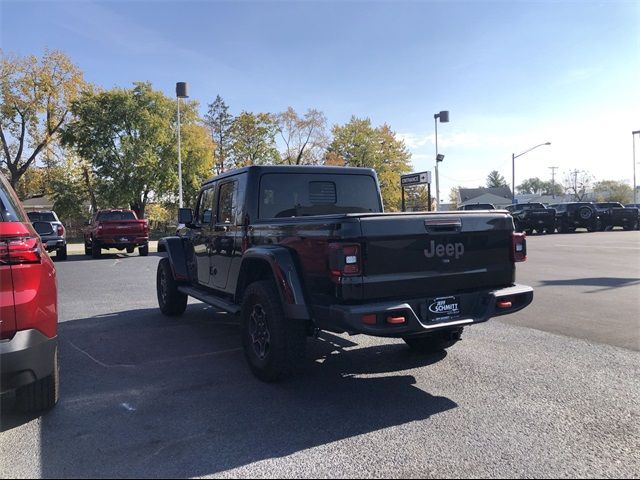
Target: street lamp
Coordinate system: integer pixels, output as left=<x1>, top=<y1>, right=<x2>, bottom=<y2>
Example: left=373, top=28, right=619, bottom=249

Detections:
left=176, top=82, right=189, bottom=208
left=512, top=142, right=551, bottom=203
left=434, top=110, right=449, bottom=209
left=633, top=130, right=640, bottom=204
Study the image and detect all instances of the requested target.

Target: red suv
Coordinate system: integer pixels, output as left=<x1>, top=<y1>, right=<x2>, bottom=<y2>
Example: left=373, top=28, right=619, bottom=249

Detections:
left=0, top=173, right=59, bottom=412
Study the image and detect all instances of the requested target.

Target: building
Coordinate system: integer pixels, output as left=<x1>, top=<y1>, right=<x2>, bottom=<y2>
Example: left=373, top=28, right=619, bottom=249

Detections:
left=458, top=187, right=513, bottom=209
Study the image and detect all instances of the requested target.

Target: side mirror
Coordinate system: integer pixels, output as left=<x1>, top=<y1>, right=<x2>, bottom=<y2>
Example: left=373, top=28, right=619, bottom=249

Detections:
left=178, top=208, right=194, bottom=225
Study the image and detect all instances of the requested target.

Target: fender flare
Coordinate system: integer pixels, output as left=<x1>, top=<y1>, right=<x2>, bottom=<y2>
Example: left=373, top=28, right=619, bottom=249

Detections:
left=237, top=246, right=311, bottom=320
left=162, top=236, right=193, bottom=283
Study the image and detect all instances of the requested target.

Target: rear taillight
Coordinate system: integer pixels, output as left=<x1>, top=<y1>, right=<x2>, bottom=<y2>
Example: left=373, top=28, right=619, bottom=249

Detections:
left=329, top=243, right=362, bottom=281
left=57, top=224, right=65, bottom=236
left=0, top=237, right=41, bottom=265
left=512, top=232, right=527, bottom=262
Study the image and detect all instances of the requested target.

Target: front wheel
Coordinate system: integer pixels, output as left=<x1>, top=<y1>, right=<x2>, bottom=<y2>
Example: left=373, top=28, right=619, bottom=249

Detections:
left=241, top=280, right=306, bottom=382
left=156, top=258, right=187, bottom=316
left=126, top=246, right=135, bottom=254
left=139, top=244, right=149, bottom=256
left=403, top=328, right=463, bottom=353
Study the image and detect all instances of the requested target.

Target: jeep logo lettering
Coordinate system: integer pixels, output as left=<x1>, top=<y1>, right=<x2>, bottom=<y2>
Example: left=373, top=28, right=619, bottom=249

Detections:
left=424, top=240, right=464, bottom=259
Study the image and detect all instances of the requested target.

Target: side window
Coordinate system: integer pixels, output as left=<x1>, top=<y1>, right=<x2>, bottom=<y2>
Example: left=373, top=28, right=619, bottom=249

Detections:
left=218, top=181, right=236, bottom=225
left=198, top=186, right=216, bottom=225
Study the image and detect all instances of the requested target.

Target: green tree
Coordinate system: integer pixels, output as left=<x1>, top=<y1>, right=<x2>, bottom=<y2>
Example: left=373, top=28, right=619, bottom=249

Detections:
left=277, top=107, right=328, bottom=165
left=62, top=82, right=177, bottom=218
left=593, top=180, right=633, bottom=204
left=486, top=170, right=508, bottom=188
left=0, top=49, right=86, bottom=187
left=177, top=122, right=215, bottom=207
left=448, top=186, right=462, bottom=209
left=229, top=112, right=280, bottom=168
left=204, top=95, right=233, bottom=174
left=517, top=177, right=563, bottom=196
left=49, top=154, right=92, bottom=223
left=326, top=117, right=412, bottom=211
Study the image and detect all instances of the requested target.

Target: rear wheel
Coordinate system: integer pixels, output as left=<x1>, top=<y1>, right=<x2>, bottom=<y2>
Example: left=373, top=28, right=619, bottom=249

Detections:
left=57, top=246, right=68, bottom=260
left=156, top=258, right=187, bottom=316
left=84, top=240, right=92, bottom=256
left=403, top=328, right=463, bottom=353
left=126, top=246, right=135, bottom=254
left=91, top=241, right=102, bottom=259
left=16, top=347, right=59, bottom=413
left=139, top=244, right=149, bottom=256
left=241, top=280, right=306, bottom=382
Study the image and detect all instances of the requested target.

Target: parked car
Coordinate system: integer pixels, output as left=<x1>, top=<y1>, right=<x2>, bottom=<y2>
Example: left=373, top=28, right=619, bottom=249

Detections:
left=458, top=203, right=496, bottom=210
left=548, top=202, right=600, bottom=233
left=157, top=166, right=533, bottom=382
left=0, top=173, right=59, bottom=412
left=27, top=210, right=67, bottom=260
left=594, top=202, right=639, bottom=231
left=83, top=209, right=149, bottom=258
left=505, top=203, right=557, bottom=234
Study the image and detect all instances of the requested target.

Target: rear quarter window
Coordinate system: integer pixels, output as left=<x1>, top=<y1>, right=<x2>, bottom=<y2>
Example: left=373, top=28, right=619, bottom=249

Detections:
left=0, top=174, right=28, bottom=223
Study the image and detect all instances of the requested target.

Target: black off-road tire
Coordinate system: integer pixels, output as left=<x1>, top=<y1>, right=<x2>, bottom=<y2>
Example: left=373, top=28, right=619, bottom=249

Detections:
left=156, top=257, right=188, bottom=316
left=84, top=240, right=92, bottom=256
left=91, top=241, right=102, bottom=259
left=139, top=244, right=149, bottom=256
left=16, top=348, right=59, bottom=413
left=57, top=246, right=68, bottom=261
left=126, top=246, right=135, bottom=254
left=403, top=327, right=464, bottom=353
left=241, top=280, right=306, bottom=382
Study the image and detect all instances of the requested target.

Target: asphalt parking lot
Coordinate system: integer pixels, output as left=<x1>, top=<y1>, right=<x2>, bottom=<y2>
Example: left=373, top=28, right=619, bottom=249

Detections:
left=1, top=231, right=639, bottom=478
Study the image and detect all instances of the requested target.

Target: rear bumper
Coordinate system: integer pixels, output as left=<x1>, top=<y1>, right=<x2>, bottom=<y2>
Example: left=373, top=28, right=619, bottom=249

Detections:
left=97, top=236, right=148, bottom=247
left=312, top=284, right=533, bottom=337
left=40, top=236, right=66, bottom=251
left=0, top=330, right=57, bottom=393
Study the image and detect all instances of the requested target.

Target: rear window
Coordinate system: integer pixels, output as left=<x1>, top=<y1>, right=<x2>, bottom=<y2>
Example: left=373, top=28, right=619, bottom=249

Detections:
left=258, top=173, right=381, bottom=219
left=97, top=211, right=137, bottom=221
left=27, top=212, right=57, bottom=222
left=0, top=174, right=28, bottom=222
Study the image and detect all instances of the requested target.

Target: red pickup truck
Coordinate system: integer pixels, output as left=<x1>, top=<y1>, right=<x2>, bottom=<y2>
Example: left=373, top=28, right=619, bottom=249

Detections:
left=84, top=209, right=149, bottom=258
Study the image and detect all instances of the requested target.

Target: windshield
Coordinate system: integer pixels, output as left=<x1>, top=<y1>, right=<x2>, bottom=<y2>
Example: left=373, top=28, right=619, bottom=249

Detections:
left=258, top=173, right=381, bottom=219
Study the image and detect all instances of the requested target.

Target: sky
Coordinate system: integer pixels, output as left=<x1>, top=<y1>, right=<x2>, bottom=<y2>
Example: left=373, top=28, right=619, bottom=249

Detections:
left=2, top=0, right=639, bottom=202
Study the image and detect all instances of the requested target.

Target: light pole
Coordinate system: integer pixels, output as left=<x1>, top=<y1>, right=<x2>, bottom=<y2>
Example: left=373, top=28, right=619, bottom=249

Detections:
left=512, top=142, right=551, bottom=203
left=176, top=82, right=189, bottom=208
left=434, top=110, right=449, bottom=209
left=633, top=130, right=640, bottom=204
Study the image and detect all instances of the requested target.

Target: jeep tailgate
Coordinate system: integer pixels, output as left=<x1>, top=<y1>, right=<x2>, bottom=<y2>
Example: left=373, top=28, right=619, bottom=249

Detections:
left=358, top=212, right=514, bottom=301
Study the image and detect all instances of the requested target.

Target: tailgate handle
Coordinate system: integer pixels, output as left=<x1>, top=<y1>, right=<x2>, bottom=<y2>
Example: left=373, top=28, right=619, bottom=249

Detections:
left=424, top=217, right=462, bottom=233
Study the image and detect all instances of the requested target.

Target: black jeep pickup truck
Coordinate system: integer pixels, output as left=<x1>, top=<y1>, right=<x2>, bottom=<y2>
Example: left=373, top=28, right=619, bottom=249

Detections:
left=505, top=203, right=556, bottom=234
left=157, top=166, right=533, bottom=381
left=594, top=202, right=639, bottom=231
left=548, top=202, right=600, bottom=233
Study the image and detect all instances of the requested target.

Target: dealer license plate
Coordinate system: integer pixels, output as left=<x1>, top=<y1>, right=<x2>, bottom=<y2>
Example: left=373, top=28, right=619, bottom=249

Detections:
left=426, top=296, right=461, bottom=322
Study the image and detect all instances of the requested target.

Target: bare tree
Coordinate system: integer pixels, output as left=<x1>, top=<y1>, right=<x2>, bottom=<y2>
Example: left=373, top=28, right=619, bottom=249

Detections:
left=563, top=169, right=594, bottom=201
left=277, top=107, right=328, bottom=165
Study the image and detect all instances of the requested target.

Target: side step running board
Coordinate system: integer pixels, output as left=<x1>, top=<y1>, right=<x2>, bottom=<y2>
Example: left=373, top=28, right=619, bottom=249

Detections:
left=178, top=286, right=241, bottom=315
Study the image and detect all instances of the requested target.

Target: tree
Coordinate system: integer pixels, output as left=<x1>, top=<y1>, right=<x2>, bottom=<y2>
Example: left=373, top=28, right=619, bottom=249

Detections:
left=563, top=170, right=594, bottom=201
left=326, top=117, right=412, bottom=211
left=517, top=177, right=564, bottom=196
left=204, top=95, right=233, bottom=175
left=276, top=107, right=328, bottom=165
left=448, top=186, right=462, bottom=209
left=593, top=180, right=633, bottom=204
left=49, top=154, right=93, bottom=223
left=229, top=112, right=280, bottom=168
left=0, top=50, right=85, bottom=188
left=62, top=82, right=177, bottom=218
left=177, top=122, right=215, bottom=207
left=486, top=170, right=508, bottom=188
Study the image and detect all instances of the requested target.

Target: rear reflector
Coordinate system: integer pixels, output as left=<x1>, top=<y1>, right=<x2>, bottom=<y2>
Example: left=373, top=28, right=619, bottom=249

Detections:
left=386, top=316, right=406, bottom=325
left=497, top=300, right=513, bottom=309
left=362, top=314, right=377, bottom=325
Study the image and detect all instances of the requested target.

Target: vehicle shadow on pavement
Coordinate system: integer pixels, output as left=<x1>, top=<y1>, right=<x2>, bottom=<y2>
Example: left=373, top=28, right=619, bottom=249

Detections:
left=539, top=277, right=640, bottom=292
left=52, top=252, right=164, bottom=262
left=1, top=306, right=456, bottom=477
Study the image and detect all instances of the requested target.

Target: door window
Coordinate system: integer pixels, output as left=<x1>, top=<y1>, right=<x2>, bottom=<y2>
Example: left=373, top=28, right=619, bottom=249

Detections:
left=197, top=186, right=216, bottom=225
left=218, top=182, right=236, bottom=224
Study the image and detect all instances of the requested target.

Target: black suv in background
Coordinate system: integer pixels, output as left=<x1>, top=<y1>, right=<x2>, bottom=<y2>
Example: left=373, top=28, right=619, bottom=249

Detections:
left=505, top=203, right=556, bottom=234
left=595, top=203, right=639, bottom=231
left=27, top=211, right=67, bottom=260
left=548, top=202, right=599, bottom=233
left=458, top=203, right=496, bottom=211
